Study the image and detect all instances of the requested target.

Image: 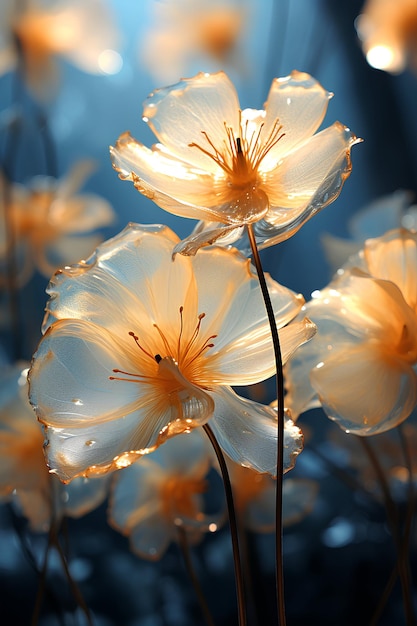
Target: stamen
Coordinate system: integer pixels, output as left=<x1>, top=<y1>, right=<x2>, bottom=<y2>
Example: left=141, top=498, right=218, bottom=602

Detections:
left=153, top=322, right=172, bottom=355
left=128, top=331, right=154, bottom=360
left=155, top=354, right=162, bottom=363
left=177, top=306, right=184, bottom=356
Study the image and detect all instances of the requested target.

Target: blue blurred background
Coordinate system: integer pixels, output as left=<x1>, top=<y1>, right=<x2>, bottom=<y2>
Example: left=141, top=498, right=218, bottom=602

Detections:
left=1, top=0, right=417, bottom=624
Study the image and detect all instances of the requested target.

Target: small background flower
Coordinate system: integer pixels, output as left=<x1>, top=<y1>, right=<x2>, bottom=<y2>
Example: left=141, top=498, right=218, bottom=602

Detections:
left=108, top=429, right=223, bottom=561
left=0, top=160, right=115, bottom=285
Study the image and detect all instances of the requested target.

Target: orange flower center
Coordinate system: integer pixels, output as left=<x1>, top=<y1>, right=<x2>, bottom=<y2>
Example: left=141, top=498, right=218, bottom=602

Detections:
left=110, top=307, right=216, bottom=389
left=160, top=474, right=207, bottom=523
left=189, top=113, right=284, bottom=190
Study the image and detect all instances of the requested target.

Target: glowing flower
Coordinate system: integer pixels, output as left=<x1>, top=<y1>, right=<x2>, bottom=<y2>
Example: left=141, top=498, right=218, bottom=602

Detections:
left=0, top=0, right=121, bottom=99
left=228, top=455, right=318, bottom=533
left=285, top=228, right=417, bottom=435
left=356, top=0, right=417, bottom=74
left=0, top=160, right=115, bottom=285
left=108, top=429, right=221, bottom=560
left=111, top=71, right=359, bottom=256
left=140, top=0, right=246, bottom=84
left=322, top=190, right=417, bottom=271
left=0, top=362, right=109, bottom=531
left=29, top=223, right=313, bottom=482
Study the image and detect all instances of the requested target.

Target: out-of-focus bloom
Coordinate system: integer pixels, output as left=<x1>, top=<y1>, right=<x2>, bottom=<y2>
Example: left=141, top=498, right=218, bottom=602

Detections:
left=111, top=71, right=359, bottom=256
left=327, top=419, right=417, bottom=502
left=356, top=0, right=417, bottom=73
left=29, top=223, right=313, bottom=482
left=109, top=430, right=221, bottom=560
left=285, top=228, right=417, bottom=436
left=0, top=363, right=109, bottom=532
left=0, top=0, right=121, bottom=99
left=322, top=190, right=417, bottom=270
left=0, top=161, right=115, bottom=285
left=228, top=456, right=318, bottom=532
left=140, top=0, right=246, bottom=84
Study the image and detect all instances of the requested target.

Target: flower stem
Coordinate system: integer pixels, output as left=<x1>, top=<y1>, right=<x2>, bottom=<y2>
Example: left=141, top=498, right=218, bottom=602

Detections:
left=177, top=525, right=215, bottom=626
left=246, top=224, right=286, bottom=626
left=359, top=437, right=416, bottom=626
left=203, top=423, right=247, bottom=626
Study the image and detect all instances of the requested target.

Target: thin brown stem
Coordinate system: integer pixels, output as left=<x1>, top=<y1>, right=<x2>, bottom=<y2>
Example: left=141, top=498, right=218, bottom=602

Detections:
left=246, top=224, right=286, bottom=626
left=177, top=526, right=215, bottom=626
left=359, top=437, right=416, bottom=626
left=203, top=423, right=247, bottom=626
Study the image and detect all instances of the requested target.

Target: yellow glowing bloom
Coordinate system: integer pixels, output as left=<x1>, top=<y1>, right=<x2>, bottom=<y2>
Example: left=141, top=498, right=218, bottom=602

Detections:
left=140, top=0, right=246, bottom=84
left=111, top=71, right=359, bottom=255
left=285, top=229, right=417, bottom=436
left=356, top=0, right=417, bottom=74
left=29, top=224, right=313, bottom=482
left=0, top=363, right=109, bottom=531
left=0, top=0, right=121, bottom=99
left=109, top=430, right=221, bottom=560
left=0, top=161, right=115, bottom=285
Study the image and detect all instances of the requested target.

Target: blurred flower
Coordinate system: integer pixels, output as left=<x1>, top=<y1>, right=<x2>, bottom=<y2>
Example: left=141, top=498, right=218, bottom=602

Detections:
left=28, top=223, right=313, bottom=482
left=356, top=0, right=417, bottom=74
left=0, top=160, right=115, bottom=285
left=111, top=71, right=359, bottom=256
left=109, top=429, right=221, bottom=560
left=0, top=362, right=109, bottom=532
left=228, top=456, right=318, bottom=533
left=327, top=419, right=417, bottom=502
left=0, top=0, right=121, bottom=99
left=140, top=0, right=246, bottom=84
left=322, top=190, right=417, bottom=271
left=285, top=228, right=417, bottom=435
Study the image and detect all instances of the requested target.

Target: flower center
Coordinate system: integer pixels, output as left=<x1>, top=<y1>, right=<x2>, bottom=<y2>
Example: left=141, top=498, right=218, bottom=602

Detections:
left=109, top=307, right=216, bottom=427
left=189, top=112, right=284, bottom=190
left=160, top=475, right=207, bottom=524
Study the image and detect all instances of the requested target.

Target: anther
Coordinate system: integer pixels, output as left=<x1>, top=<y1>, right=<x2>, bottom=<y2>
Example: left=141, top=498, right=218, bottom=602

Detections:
left=236, top=137, right=242, bottom=154
left=155, top=354, right=162, bottom=363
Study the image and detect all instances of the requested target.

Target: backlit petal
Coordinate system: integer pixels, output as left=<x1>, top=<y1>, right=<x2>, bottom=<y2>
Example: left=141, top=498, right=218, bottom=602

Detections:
left=210, top=387, right=303, bottom=476
left=311, top=343, right=417, bottom=435
left=142, top=71, right=240, bottom=172
left=261, top=70, right=332, bottom=170
left=363, top=229, right=417, bottom=311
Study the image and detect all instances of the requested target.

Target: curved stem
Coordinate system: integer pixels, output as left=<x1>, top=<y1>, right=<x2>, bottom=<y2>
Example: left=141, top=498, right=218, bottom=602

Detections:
left=246, top=224, right=286, bottom=626
left=177, top=526, right=215, bottom=626
left=203, top=423, right=247, bottom=626
left=359, top=437, right=416, bottom=626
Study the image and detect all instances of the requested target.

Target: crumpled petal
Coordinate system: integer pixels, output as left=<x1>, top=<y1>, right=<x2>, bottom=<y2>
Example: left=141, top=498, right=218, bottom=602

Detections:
left=210, top=386, right=303, bottom=476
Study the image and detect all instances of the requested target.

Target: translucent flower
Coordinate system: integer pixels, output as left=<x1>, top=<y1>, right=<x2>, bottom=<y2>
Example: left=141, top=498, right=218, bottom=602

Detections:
left=0, top=362, right=109, bottom=532
left=284, top=228, right=417, bottom=436
left=322, top=190, right=417, bottom=271
left=0, top=160, right=115, bottom=285
left=140, top=0, right=246, bottom=84
left=29, top=223, right=313, bottom=482
left=111, top=71, right=359, bottom=256
left=108, top=429, right=221, bottom=560
left=356, top=0, right=417, bottom=74
left=228, top=455, right=318, bottom=533
left=0, top=0, right=121, bottom=99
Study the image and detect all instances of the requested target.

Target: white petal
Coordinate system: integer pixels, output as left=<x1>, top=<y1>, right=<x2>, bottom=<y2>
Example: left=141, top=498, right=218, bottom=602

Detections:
left=142, top=71, right=240, bottom=172
left=210, top=386, right=303, bottom=476
left=261, top=70, right=332, bottom=170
